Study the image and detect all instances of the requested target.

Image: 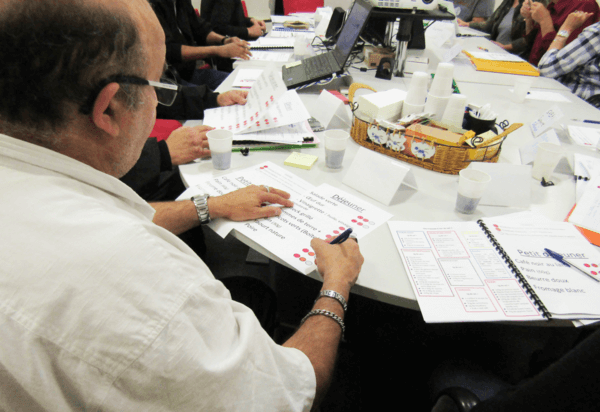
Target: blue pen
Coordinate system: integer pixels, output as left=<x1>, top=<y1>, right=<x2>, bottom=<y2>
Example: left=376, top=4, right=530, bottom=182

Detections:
left=571, top=119, right=600, bottom=125
left=544, top=248, right=600, bottom=283
left=330, top=228, right=353, bottom=245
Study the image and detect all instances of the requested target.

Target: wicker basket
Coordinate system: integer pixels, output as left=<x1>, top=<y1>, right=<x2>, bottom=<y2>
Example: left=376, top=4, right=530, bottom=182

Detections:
left=348, top=83, right=523, bottom=175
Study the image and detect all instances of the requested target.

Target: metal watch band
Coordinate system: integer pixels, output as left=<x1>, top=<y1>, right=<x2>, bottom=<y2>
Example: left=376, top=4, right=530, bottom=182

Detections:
left=191, top=194, right=211, bottom=225
left=315, top=290, right=348, bottom=312
left=557, top=30, right=570, bottom=38
left=301, top=309, right=345, bottom=338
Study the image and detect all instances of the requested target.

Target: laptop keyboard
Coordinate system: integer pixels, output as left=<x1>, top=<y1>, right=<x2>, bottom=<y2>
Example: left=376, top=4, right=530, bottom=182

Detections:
left=304, top=54, right=336, bottom=78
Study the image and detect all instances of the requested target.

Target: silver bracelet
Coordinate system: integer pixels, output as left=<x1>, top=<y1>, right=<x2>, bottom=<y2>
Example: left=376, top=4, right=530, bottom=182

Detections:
left=301, top=309, right=345, bottom=337
left=315, top=290, right=348, bottom=312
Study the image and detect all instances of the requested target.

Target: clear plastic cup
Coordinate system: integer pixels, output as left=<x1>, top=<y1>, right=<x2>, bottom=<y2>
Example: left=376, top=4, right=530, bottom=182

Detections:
left=324, top=129, right=350, bottom=169
left=532, top=142, right=563, bottom=181
left=455, top=169, right=491, bottom=214
left=207, top=129, right=233, bottom=170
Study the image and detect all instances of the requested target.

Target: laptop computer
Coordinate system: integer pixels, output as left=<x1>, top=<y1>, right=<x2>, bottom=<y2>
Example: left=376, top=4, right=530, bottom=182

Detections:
left=282, top=0, right=373, bottom=89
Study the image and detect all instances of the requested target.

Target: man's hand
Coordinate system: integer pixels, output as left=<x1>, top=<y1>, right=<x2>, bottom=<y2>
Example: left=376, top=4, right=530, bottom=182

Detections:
left=530, top=2, right=551, bottom=24
left=456, top=18, right=469, bottom=27
left=561, top=11, right=594, bottom=32
left=217, top=41, right=252, bottom=60
left=165, top=125, right=212, bottom=166
left=224, top=36, right=246, bottom=45
left=217, top=90, right=248, bottom=107
left=311, top=237, right=363, bottom=293
left=248, top=19, right=264, bottom=38
left=207, top=185, right=294, bottom=221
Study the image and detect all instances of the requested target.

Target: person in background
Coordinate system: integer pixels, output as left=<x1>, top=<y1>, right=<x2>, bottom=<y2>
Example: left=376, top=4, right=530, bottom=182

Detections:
left=0, top=0, right=365, bottom=410
left=453, top=0, right=495, bottom=24
left=521, top=0, right=599, bottom=65
left=149, top=0, right=252, bottom=86
left=458, top=0, right=547, bottom=59
left=538, top=11, right=600, bottom=108
left=201, top=0, right=267, bottom=40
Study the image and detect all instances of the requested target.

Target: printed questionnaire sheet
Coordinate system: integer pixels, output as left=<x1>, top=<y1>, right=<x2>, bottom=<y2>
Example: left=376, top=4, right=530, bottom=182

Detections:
left=180, top=163, right=392, bottom=274
left=389, top=221, right=543, bottom=323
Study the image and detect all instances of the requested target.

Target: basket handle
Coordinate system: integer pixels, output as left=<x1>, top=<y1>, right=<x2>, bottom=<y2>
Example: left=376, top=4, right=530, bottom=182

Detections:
left=348, top=83, right=378, bottom=105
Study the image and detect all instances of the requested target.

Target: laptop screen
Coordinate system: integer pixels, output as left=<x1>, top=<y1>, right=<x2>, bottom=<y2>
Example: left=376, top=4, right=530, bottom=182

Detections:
left=332, top=0, right=373, bottom=66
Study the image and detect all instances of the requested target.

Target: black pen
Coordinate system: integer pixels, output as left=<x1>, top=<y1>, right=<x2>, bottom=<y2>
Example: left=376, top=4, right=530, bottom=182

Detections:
left=330, top=228, right=353, bottom=245
left=571, top=119, right=600, bottom=125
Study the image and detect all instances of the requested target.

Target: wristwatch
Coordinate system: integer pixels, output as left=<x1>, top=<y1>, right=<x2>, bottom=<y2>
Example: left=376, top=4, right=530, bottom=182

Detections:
left=556, top=30, right=570, bottom=38
left=221, top=35, right=230, bottom=45
left=191, top=194, right=211, bottom=225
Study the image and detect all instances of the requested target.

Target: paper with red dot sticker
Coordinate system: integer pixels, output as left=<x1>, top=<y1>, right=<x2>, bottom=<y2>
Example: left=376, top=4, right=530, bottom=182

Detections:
left=202, top=67, right=310, bottom=136
left=178, top=163, right=392, bottom=274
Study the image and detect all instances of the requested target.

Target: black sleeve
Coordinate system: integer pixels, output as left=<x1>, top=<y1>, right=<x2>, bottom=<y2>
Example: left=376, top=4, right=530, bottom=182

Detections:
left=201, top=0, right=251, bottom=39
left=150, top=0, right=185, bottom=64
left=472, top=328, right=600, bottom=412
left=120, top=139, right=172, bottom=197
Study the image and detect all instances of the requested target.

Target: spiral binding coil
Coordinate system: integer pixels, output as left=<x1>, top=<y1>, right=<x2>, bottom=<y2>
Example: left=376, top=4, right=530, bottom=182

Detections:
left=477, top=219, right=552, bottom=320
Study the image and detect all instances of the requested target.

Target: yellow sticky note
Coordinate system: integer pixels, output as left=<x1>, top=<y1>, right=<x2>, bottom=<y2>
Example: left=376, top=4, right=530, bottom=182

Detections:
left=284, top=152, right=318, bottom=170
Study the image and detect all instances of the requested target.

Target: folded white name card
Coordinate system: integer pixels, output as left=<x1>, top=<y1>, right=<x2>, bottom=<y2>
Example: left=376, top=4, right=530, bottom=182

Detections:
left=342, top=147, right=416, bottom=206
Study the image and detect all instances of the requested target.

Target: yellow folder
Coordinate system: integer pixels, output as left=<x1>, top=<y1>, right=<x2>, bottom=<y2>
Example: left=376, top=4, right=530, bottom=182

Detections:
left=463, top=51, right=540, bottom=77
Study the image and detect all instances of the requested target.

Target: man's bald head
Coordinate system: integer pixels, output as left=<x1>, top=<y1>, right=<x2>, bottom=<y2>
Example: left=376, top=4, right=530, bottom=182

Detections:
left=0, top=0, right=154, bottom=138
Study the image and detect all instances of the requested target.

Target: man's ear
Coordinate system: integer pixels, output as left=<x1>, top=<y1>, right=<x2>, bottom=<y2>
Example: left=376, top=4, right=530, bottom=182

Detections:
left=91, top=83, right=122, bottom=137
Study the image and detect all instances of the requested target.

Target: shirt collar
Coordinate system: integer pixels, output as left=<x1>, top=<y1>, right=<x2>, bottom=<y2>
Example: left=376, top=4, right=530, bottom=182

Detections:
left=0, top=133, right=156, bottom=219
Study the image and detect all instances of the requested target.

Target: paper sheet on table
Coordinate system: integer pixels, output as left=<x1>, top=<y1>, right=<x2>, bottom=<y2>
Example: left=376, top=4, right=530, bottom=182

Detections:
left=243, top=51, right=294, bottom=62
left=231, top=68, right=264, bottom=88
left=250, top=38, right=295, bottom=48
left=469, top=163, right=531, bottom=208
left=574, top=153, right=600, bottom=201
left=469, top=52, right=524, bottom=62
left=568, top=125, right=600, bottom=148
left=525, top=90, right=571, bottom=103
left=271, top=15, right=312, bottom=24
left=179, top=163, right=393, bottom=274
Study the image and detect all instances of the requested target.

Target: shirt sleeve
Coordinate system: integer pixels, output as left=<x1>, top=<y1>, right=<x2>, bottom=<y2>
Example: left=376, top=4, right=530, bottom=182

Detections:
left=539, top=24, right=600, bottom=79
left=201, top=0, right=250, bottom=39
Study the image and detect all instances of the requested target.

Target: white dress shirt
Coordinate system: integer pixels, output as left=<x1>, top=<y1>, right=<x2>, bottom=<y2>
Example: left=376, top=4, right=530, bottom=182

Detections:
left=0, top=133, right=315, bottom=411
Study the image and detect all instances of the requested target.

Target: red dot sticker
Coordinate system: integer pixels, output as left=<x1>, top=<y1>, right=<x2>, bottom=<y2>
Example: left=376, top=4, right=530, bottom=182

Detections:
left=333, top=230, right=339, bottom=234
left=325, top=234, right=332, bottom=238
left=592, top=271, right=598, bottom=275
left=358, top=222, right=363, bottom=226
left=339, top=227, right=345, bottom=230
left=300, top=257, right=306, bottom=262
left=302, top=248, right=309, bottom=253
left=593, top=264, right=598, bottom=268
left=294, top=254, right=300, bottom=258
left=363, top=219, right=369, bottom=222
left=358, top=216, right=363, bottom=220
left=585, top=264, right=591, bottom=268
left=352, top=219, right=357, bottom=223
left=264, top=165, right=268, bottom=168
left=308, top=252, right=315, bottom=256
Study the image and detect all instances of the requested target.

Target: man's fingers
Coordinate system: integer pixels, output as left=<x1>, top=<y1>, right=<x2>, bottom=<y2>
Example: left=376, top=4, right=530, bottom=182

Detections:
left=261, top=193, right=294, bottom=208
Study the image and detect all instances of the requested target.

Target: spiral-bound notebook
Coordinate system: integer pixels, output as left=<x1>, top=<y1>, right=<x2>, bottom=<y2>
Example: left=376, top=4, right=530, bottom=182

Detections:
left=389, top=217, right=600, bottom=323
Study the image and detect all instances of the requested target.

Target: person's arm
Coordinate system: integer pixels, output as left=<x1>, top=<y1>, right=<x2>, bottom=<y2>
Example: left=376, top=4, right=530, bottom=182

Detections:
left=538, top=16, right=598, bottom=78
left=202, top=0, right=255, bottom=39
left=180, top=41, right=252, bottom=61
left=283, top=237, right=363, bottom=410
left=471, top=0, right=495, bottom=24
left=150, top=185, right=294, bottom=235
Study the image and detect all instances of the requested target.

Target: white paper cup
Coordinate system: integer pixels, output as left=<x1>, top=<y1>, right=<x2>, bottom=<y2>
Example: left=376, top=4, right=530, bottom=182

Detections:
left=424, top=93, right=450, bottom=121
left=455, top=169, right=491, bottom=214
left=207, top=129, right=233, bottom=170
left=405, top=71, right=430, bottom=106
left=511, top=76, right=533, bottom=103
left=532, top=142, right=563, bottom=181
left=401, top=101, right=426, bottom=118
left=324, top=129, right=350, bottom=169
left=430, top=63, right=454, bottom=97
left=441, top=94, right=467, bottom=128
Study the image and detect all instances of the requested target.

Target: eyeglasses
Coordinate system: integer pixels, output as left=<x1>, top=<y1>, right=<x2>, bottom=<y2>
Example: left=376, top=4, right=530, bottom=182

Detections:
left=79, top=74, right=180, bottom=115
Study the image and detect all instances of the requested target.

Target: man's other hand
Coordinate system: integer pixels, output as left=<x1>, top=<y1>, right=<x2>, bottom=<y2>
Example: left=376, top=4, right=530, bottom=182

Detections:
left=207, top=185, right=294, bottom=221
left=311, top=237, right=363, bottom=292
left=217, top=90, right=248, bottom=107
left=165, top=125, right=212, bottom=166
left=218, top=41, right=252, bottom=60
